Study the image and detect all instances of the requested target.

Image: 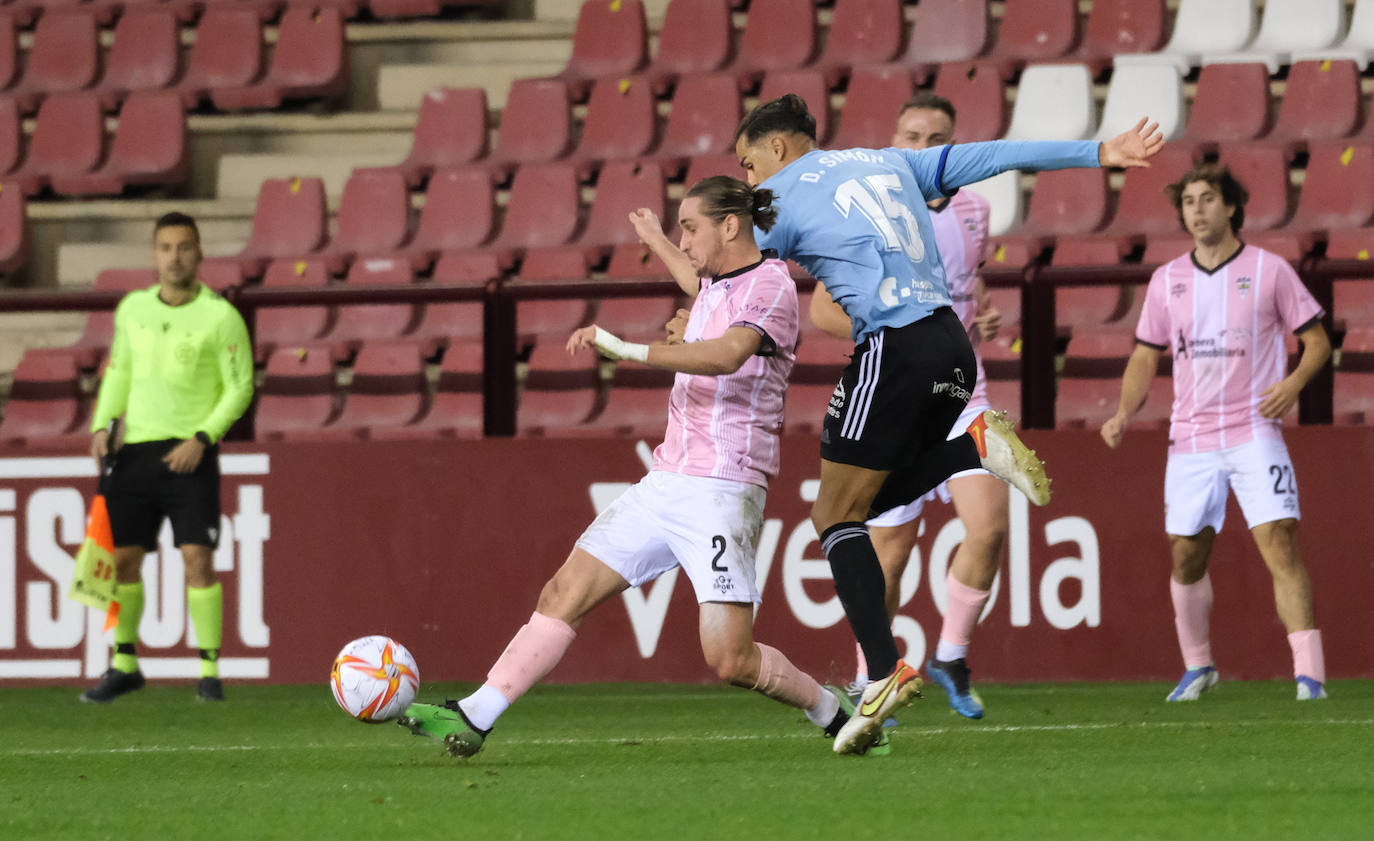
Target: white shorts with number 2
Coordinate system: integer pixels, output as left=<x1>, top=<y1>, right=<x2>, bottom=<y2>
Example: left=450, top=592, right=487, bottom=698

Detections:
left=1164, top=437, right=1301, bottom=536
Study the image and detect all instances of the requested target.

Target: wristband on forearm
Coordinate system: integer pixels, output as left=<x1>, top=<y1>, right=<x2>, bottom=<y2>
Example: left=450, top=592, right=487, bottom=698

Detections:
left=592, top=326, right=649, bottom=363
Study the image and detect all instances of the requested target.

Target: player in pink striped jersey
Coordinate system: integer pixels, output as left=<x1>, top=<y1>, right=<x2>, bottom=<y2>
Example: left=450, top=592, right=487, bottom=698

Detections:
left=1101, top=164, right=1332, bottom=702
left=397, top=177, right=861, bottom=758
left=811, top=93, right=1008, bottom=719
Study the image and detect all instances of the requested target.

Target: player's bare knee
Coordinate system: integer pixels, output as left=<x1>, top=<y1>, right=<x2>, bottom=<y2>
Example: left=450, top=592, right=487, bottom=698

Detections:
left=1169, top=535, right=1210, bottom=583
left=964, top=523, right=1008, bottom=561
left=706, top=648, right=755, bottom=687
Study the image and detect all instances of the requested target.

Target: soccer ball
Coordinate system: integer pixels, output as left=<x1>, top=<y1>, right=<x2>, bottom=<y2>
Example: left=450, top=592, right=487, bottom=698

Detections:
left=329, top=635, right=420, bottom=722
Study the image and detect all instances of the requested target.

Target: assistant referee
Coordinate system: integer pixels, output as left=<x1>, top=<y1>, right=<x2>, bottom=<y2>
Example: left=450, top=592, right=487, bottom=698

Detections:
left=80, top=213, right=254, bottom=704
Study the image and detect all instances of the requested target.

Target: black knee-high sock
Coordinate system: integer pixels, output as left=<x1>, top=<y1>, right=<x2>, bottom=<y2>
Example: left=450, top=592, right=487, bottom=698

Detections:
left=820, top=522, right=899, bottom=680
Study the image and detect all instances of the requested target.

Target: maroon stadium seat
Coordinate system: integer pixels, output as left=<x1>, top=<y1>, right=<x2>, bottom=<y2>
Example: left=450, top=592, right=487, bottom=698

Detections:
left=211, top=176, right=328, bottom=279
left=177, top=9, right=264, bottom=109
left=0, top=182, right=23, bottom=274
left=211, top=7, right=348, bottom=110
left=514, top=249, right=595, bottom=343
left=485, top=162, right=581, bottom=264
left=414, top=251, right=490, bottom=352
left=1062, top=329, right=1137, bottom=377
left=653, top=74, right=740, bottom=175
left=402, top=166, right=495, bottom=270
left=568, top=76, right=657, bottom=175
left=1008, top=169, right=1111, bottom=244
left=1267, top=60, right=1362, bottom=151
left=0, top=15, right=15, bottom=93
left=1287, top=143, right=1374, bottom=233
left=1327, top=229, right=1374, bottom=325
left=757, top=70, right=830, bottom=143
left=1216, top=145, right=1292, bottom=231
left=93, top=10, right=180, bottom=111
left=1179, top=63, right=1271, bottom=149
left=684, top=153, right=743, bottom=186
left=0, top=96, right=16, bottom=178
left=485, top=78, right=572, bottom=180
left=606, top=243, right=671, bottom=280
left=518, top=341, right=602, bottom=435
left=815, top=0, right=905, bottom=86
left=255, top=345, right=339, bottom=441
left=902, top=0, right=991, bottom=82
left=10, top=11, right=100, bottom=113
left=50, top=91, right=188, bottom=196
left=431, top=247, right=502, bottom=290
left=783, top=383, right=835, bottom=436
left=830, top=67, right=913, bottom=150
left=576, top=375, right=671, bottom=438
left=579, top=160, right=665, bottom=254
left=318, top=341, right=429, bottom=440
left=555, top=0, right=649, bottom=99
left=373, top=340, right=483, bottom=440
left=0, top=348, right=85, bottom=448
left=254, top=259, right=332, bottom=362
left=730, top=0, right=818, bottom=88
left=1334, top=371, right=1374, bottom=425
left=7, top=93, right=103, bottom=196
left=595, top=295, right=681, bottom=343
left=1104, top=144, right=1197, bottom=239
left=647, top=0, right=732, bottom=93
left=325, top=257, right=419, bottom=355
left=986, top=0, right=1079, bottom=71
left=368, top=0, right=443, bottom=19
left=1057, top=375, right=1171, bottom=430
left=378, top=88, right=488, bottom=187
left=318, top=169, right=412, bottom=273
left=1078, top=0, right=1167, bottom=62
left=932, top=62, right=1005, bottom=142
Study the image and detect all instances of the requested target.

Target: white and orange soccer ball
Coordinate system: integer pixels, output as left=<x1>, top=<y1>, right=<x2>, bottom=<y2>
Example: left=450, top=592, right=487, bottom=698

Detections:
left=329, top=635, right=420, bottom=722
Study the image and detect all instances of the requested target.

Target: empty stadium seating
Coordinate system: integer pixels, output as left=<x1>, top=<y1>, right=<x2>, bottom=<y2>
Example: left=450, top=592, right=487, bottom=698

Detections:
left=255, top=259, right=333, bottom=362
left=210, top=176, right=328, bottom=279
left=377, top=88, right=489, bottom=187
left=903, top=0, right=990, bottom=81
left=316, top=341, right=429, bottom=439
left=318, top=169, right=413, bottom=273
left=94, top=10, right=181, bottom=111
left=813, top=0, right=904, bottom=85
left=210, top=7, right=348, bottom=111
left=729, top=0, right=818, bottom=87
left=0, top=183, right=25, bottom=274
left=829, top=67, right=912, bottom=151
left=255, top=345, right=339, bottom=441
left=49, top=91, right=188, bottom=196
left=554, top=0, right=648, bottom=98
left=647, top=0, right=732, bottom=93
left=0, top=348, right=85, bottom=449
left=653, top=74, right=740, bottom=174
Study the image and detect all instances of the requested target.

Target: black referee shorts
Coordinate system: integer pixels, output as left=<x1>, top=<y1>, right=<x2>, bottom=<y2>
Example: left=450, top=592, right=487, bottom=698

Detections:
left=106, top=439, right=221, bottom=551
left=820, top=307, right=977, bottom=473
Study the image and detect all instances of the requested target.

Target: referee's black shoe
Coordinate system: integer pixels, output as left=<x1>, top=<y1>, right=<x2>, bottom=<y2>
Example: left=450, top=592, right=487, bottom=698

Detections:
left=80, top=668, right=146, bottom=703
left=196, top=677, right=225, bottom=702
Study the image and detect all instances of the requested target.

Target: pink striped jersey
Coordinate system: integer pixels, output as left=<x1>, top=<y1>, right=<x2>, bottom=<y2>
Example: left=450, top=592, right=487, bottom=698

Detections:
left=931, top=189, right=992, bottom=407
left=652, top=255, right=800, bottom=487
left=1136, top=244, right=1323, bottom=454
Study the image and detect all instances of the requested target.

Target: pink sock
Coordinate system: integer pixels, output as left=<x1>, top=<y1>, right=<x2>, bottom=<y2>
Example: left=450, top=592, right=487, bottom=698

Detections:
left=752, top=643, right=822, bottom=712
left=1288, top=629, right=1325, bottom=683
left=1170, top=573, right=1213, bottom=669
left=937, top=570, right=991, bottom=661
left=484, top=612, right=577, bottom=704
left=854, top=641, right=868, bottom=685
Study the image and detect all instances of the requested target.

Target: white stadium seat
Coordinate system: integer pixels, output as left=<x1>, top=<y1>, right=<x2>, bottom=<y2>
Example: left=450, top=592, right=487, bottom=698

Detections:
left=1204, top=0, right=1347, bottom=72
left=961, top=170, right=1021, bottom=237
left=1094, top=62, right=1184, bottom=142
left=1004, top=64, right=1096, bottom=142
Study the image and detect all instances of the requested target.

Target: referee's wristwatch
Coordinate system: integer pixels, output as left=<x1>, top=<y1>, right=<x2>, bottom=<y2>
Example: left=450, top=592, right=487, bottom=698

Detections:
left=194, top=431, right=213, bottom=447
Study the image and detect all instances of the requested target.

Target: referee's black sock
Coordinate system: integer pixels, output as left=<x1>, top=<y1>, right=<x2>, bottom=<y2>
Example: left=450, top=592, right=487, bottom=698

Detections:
left=820, top=522, right=900, bottom=681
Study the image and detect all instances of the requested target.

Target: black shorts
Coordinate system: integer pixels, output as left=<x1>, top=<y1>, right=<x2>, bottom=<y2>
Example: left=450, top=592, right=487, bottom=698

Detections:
left=820, top=307, right=977, bottom=472
left=106, top=439, right=221, bottom=551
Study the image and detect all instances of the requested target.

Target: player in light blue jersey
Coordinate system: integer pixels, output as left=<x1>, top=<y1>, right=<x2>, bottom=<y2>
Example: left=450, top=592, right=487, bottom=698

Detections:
left=734, top=94, right=1164, bottom=754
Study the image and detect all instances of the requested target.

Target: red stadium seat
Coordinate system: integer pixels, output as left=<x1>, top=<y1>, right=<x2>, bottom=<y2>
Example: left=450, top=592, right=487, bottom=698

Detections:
left=1334, top=371, right=1374, bottom=424
left=568, top=76, right=657, bottom=175
left=1078, top=0, right=1167, bottom=62
left=368, top=0, right=443, bottom=19
left=783, top=383, right=835, bottom=436
left=1267, top=60, right=1362, bottom=150
left=318, top=169, right=412, bottom=273
left=577, top=376, right=670, bottom=438
left=1004, top=169, right=1110, bottom=255
left=605, top=243, right=671, bottom=279
left=730, top=0, right=818, bottom=88
left=830, top=67, right=913, bottom=150
left=431, top=247, right=502, bottom=289
left=319, top=341, right=429, bottom=440
left=684, top=153, right=743, bottom=186
left=517, top=342, right=602, bottom=435
left=211, top=7, right=347, bottom=111
left=254, top=259, right=332, bottom=362
left=580, top=161, right=665, bottom=254
left=514, top=249, right=595, bottom=343
left=0, top=182, right=25, bottom=274
left=1179, top=63, right=1271, bottom=149
left=1062, top=328, right=1138, bottom=377
left=0, top=96, right=16, bottom=177
left=93, top=10, right=180, bottom=111
left=177, top=9, right=264, bottom=110
left=1287, top=143, right=1374, bottom=233
left=647, top=0, right=732, bottom=93
left=932, top=62, right=1004, bottom=142
left=50, top=92, right=188, bottom=196
left=1327, top=230, right=1374, bottom=325
left=653, top=74, right=740, bottom=175
left=379, top=88, right=488, bottom=188
left=7, top=93, right=103, bottom=196
left=403, top=167, right=495, bottom=270
left=987, top=0, right=1080, bottom=71
left=10, top=11, right=100, bottom=113
left=486, top=162, right=581, bottom=264
left=0, top=15, right=15, bottom=93
left=757, top=70, right=830, bottom=143
left=815, top=0, right=905, bottom=86
left=902, top=0, right=991, bottom=82
left=211, top=176, right=328, bottom=279
left=0, top=348, right=84, bottom=448
left=373, top=340, right=483, bottom=440
left=1104, top=144, right=1197, bottom=239
left=255, top=345, right=339, bottom=441
left=1215, top=145, right=1291, bottom=231
left=595, top=295, right=681, bottom=343
left=325, top=257, right=419, bottom=355
left=485, top=79, right=572, bottom=180
left=556, top=0, right=648, bottom=99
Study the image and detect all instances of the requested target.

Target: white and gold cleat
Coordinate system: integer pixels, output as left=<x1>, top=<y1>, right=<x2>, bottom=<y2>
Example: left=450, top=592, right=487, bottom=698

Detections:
left=966, top=410, right=1052, bottom=506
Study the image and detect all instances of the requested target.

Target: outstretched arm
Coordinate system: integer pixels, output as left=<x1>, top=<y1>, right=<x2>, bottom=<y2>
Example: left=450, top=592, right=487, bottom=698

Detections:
left=628, top=208, right=701, bottom=297
left=568, top=324, right=762, bottom=376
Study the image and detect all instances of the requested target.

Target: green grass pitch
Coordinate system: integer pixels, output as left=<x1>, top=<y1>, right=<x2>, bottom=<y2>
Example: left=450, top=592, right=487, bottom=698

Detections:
left=3, top=679, right=1372, bottom=840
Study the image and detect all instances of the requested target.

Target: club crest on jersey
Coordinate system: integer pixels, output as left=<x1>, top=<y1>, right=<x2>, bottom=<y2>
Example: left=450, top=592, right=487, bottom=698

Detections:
left=1236, top=276, right=1252, bottom=295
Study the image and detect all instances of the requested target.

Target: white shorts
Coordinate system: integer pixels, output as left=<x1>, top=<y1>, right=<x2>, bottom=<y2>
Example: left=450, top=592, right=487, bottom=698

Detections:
left=867, top=402, right=992, bottom=528
left=575, top=470, right=766, bottom=604
left=1164, top=437, right=1301, bottom=536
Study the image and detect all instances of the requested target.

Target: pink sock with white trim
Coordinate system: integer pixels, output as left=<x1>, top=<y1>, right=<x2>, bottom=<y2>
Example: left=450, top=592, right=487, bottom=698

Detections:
left=753, top=643, right=837, bottom=727
left=460, top=612, right=576, bottom=731
left=1170, top=573, right=1213, bottom=669
left=935, top=570, right=990, bottom=662
left=1288, top=629, right=1325, bottom=683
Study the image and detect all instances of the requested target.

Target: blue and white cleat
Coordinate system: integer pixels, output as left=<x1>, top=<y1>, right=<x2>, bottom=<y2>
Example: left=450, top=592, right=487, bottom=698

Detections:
left=926, top=657, right=985, bottom=720
left=1166, top=665, right=1219, bottom=701
left=1295, top=675, right=1328, bottom=700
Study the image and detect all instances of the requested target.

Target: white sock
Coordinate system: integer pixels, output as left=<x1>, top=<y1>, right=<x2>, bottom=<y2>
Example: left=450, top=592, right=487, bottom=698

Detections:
left=935, top=640, right=969, bottom=662
left=804, top=688, right=840, bottom=728
left=458, top=683, right=510, bottom=732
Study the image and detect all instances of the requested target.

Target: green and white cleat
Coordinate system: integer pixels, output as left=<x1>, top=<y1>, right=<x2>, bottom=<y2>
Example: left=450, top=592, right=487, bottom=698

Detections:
left=396, top=701, right=487, bottom=758
left=825, top=685, right=891, bottom=756
left=967, top=409, right=1052, bottom=506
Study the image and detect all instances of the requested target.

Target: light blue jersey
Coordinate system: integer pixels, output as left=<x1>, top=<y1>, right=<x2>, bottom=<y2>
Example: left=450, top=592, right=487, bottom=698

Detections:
left=757, top=140, right=1101, bottom=341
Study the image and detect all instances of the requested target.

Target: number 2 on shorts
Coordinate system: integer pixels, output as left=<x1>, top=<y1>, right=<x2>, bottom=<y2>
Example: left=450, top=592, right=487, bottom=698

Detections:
left=710, top=535, right=728, bottom=572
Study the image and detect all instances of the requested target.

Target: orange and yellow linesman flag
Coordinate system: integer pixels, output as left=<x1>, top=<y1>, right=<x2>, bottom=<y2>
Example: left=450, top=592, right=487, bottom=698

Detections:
left=68, top=493, right=121, bottom=632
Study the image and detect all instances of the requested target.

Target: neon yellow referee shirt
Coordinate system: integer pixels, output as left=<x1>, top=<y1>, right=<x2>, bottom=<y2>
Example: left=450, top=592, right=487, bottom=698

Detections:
left=90, top=283, right=254, bottom=444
